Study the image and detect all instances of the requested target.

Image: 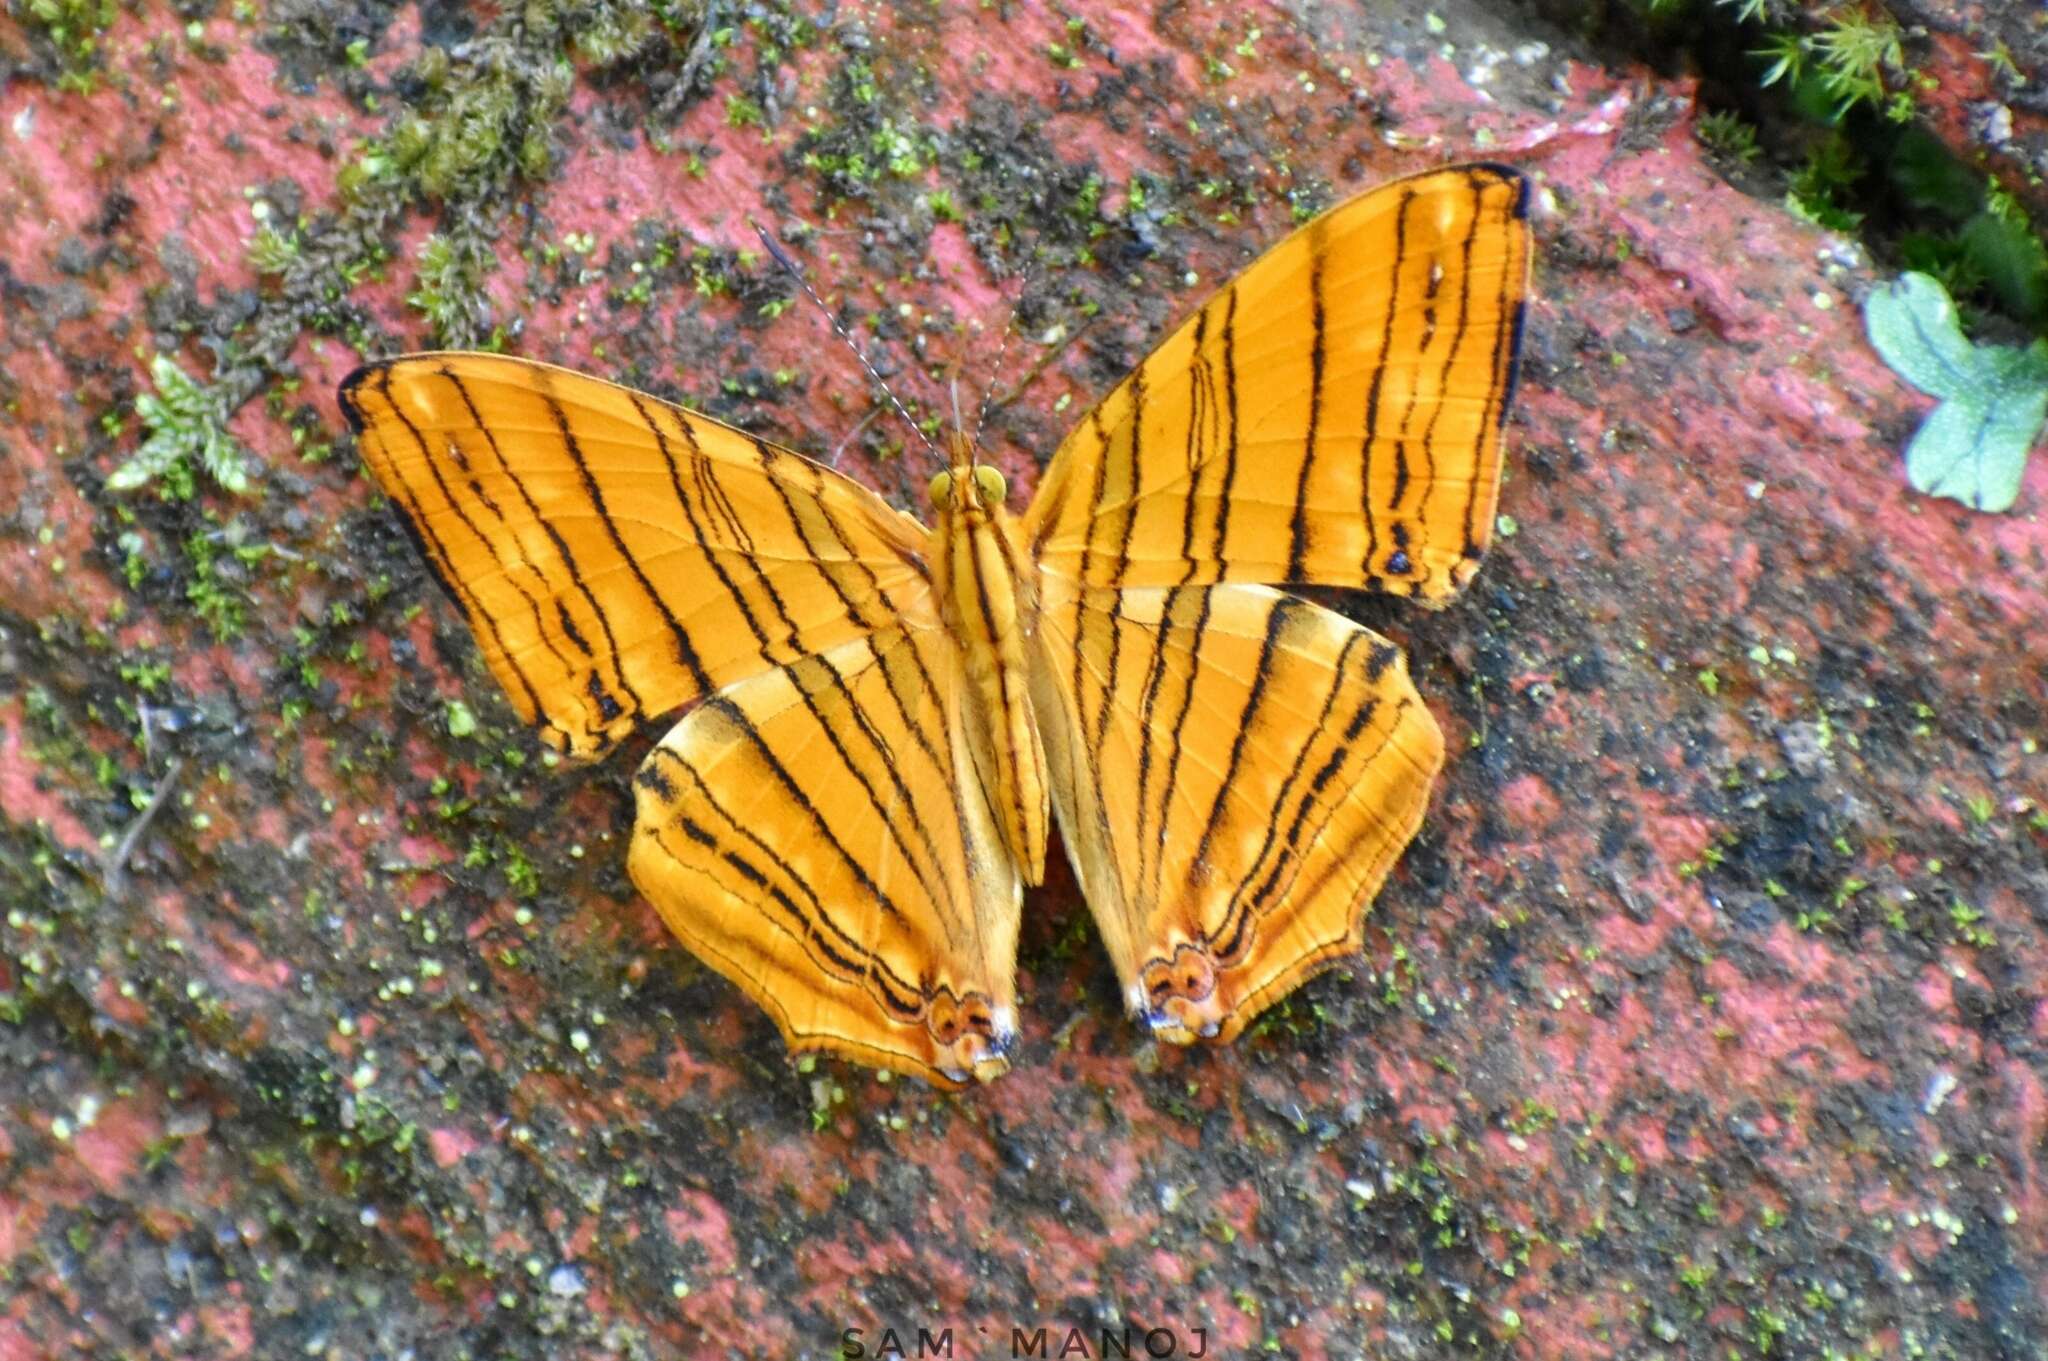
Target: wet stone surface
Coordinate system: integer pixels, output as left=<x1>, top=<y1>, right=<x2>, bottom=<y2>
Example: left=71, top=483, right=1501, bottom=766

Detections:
left=0, top=2, right=2044, bottom=1359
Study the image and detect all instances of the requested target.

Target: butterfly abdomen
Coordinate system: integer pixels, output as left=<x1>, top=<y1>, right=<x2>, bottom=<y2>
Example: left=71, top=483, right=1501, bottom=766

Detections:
left=929, top=469, right=1050, bottom=886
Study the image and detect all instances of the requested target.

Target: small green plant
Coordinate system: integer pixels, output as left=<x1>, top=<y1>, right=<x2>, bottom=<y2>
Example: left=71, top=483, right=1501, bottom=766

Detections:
left=25, top=0, right=116, bottom=89
left=369, top=52, right=572, bottom=202
left=247, top=225, right=302, bottom=276
left=1753, top=6, right=1907, bottom=121
left=1806, top=10, right=1903, bottom=115
left=1865, top=272, right=2046, bottom=513
left=1886, top=132, right=2048, bottom=328
left=723, top=93, right=764, bottom=129
left=407, top=232, right=493, bottom=345
left=1695, top=109, right=1761, bottom=165
left=107, top=355, right=255, bottom=498
left=1754, top=31, right=1806, bottom=92
left=1786, top=136, right=1864, bottom=232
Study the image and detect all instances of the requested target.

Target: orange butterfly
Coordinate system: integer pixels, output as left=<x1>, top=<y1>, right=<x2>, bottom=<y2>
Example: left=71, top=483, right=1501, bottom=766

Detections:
left=341, top=164, right=1531, bottom=1086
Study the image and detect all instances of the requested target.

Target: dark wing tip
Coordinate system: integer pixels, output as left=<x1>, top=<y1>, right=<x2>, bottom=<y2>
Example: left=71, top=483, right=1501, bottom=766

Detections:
left=1456, top=163, right=1534, bottom=427
left=336, top=361, right=390, bottom=436
left=339, top=353, right=465, bottom=433
left=1461, top=161, right=1532, bottom=219
left=1498, top=297, right=1531, bottom=429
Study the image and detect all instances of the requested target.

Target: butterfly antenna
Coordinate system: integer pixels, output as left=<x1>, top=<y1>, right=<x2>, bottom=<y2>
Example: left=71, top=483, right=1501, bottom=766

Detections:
left=972, top=245, right=1086, bottom=445
left=827, top=404, right=884, bottom=469
left=751, top=220, right=940, bottom=464
left=968, top=312, right=1018, bottom=451
left=986, top=313, right=1092, bottom=414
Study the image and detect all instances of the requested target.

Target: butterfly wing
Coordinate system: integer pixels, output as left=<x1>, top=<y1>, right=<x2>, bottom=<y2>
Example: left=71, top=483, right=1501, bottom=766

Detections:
left=348, top=353, right=1019, bottom=1084
left=342, top=353, right=934, bottom=758
left=1023, top=164, right=1528, bottom=1041
left=1028, top=581, right=1442, bottom=1041
left=1024, top=163, right=1529, bottom=600
left=629, top=625, right=1020, bottom=1085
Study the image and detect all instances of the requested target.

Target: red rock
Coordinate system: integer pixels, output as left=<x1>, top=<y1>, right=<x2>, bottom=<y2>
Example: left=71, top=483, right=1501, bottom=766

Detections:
left=2, top=2, right=2044, bottom=1358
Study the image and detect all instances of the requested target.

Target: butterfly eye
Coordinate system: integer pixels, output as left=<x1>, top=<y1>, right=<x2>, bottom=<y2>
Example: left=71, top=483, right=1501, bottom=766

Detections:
left=927, top=470, right=955, bottom=510
left=972, top=465, right=1007, bottom=507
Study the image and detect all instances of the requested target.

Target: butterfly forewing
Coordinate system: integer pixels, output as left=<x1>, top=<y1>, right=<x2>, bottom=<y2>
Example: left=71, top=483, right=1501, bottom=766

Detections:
left=1026, top=162, right=1529, bottom=600
left=342, top=354, right=935, bottom=759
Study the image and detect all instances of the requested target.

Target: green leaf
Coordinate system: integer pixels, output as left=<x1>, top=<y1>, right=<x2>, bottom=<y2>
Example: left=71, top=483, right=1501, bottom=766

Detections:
left=202, top=424, right=251, bottom=496
left=104, top=437, right=173, bottom=492
left=1865, top=272, right=1978, bottom=398
left=1902, top=347, right=2048, bottom=513
left=1866, top=272, right=2048, bottom=513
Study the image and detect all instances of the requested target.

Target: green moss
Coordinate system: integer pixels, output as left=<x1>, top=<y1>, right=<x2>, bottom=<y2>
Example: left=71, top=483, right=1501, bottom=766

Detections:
left=1803, top=9, right=1904, bottom=117
left=1691, top=1, right=2048, bottom=342
left=1786, top=136, right=1864, bottom=233
left=107, top=355, right=256, bottom=499
left=247, top=225, right=303, bottom=277
left=1694, top=109, right=1761, bottom=165
left=365, top=48, right=575, bottom=204
left=118, top=659, right=170, bottom=693
left=792, top=40, right=948, bottom=202
left=407, top=233, right=496, bottom=347
left=22, top=0, right=116, bottom=91
left=571, top=6, right=656, bottom=65
left=181, top=529, right=252, bottom=642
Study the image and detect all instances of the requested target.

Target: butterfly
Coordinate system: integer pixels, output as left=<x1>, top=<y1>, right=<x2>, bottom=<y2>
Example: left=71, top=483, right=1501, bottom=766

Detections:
left=340, top=163, right=1531, bottom=1086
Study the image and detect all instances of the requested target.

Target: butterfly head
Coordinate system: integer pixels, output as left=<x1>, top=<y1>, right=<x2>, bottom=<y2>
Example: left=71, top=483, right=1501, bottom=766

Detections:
left=926, top=455, right=1009, bottom=519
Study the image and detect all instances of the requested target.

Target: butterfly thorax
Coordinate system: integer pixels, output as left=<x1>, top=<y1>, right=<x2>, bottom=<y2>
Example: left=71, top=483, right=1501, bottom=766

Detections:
left=927, top=455, right=1049, bottom=886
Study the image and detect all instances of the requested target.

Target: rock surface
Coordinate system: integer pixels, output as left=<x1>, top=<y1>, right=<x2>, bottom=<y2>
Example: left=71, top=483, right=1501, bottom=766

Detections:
left=1, top=3, right=2043, bottom=1359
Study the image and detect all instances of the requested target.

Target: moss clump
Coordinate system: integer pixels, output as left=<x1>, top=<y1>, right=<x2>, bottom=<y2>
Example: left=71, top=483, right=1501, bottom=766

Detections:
left=407, top=232, right=501, bottom=348
left=1621, top=2, right=2048, bottom=337
left=20, top=0, right=117, bottom=91
left=106, top=355, right=257, bottom=500
left=357, top=44, right=576, bottom=203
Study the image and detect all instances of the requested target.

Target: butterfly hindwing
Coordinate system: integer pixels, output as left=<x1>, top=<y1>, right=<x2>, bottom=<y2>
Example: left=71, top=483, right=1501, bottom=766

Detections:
left=1025, top=163, right=1529, bottom=601
left=342, top=353, right=934, bottom=758
left=1028, top=580, right=1444, bottom=1041
left=627, top=625, right=1021, bottom=1085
